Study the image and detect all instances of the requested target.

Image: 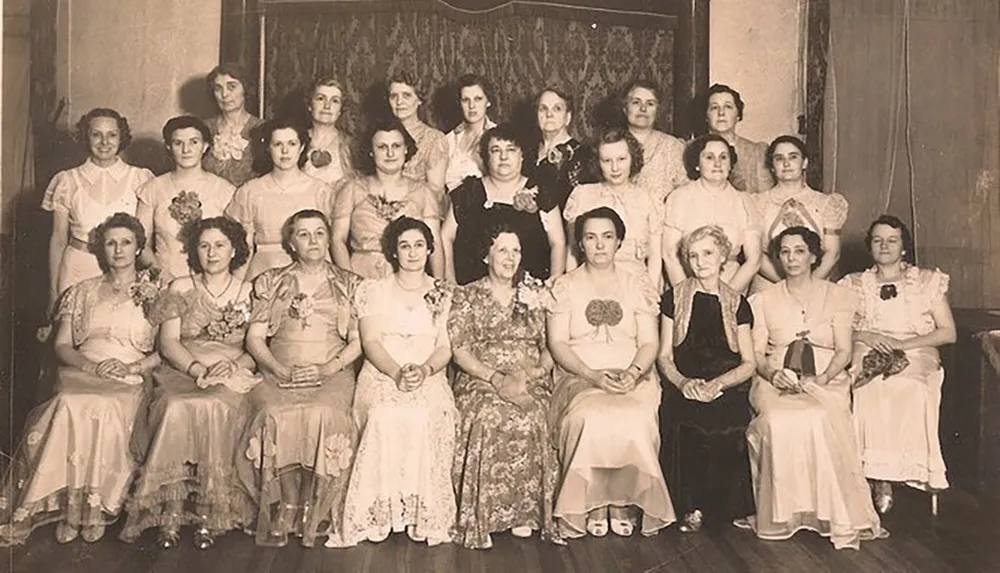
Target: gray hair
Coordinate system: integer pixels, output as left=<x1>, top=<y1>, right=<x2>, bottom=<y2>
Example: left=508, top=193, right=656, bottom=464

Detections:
left=680, top=225, right=733, bottom=263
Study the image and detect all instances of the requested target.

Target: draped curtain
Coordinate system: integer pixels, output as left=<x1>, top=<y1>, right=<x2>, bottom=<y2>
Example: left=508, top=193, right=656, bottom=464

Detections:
left=261, top=2, right=677, bottom=139
left=825, top=0, right=1000, bottom=308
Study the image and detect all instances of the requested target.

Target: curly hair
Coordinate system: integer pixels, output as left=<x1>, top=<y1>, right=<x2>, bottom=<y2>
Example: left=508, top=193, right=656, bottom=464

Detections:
left=76, top=108, right=133, bottom=154
left=865, top=214, right=916, bottom=265
left=162, top=115, right=212, bottom=147
left=260, top=117, right=311, bottom=171
left=478, top=123, right=526, bottom=176
left=535, top=87, right=576, bottom=117
left=456, top=73, right=495, bottom=110
left=387, top=70, right=427, bottom=102
left=359, top=115, right=418, bottom=175
left=477, top=222, right=525, bottom=286
left=683, top=134, right=739, bottom=181
left=705, top=83, right=746, bottom=121
left=622, top=79, right=661, bottom=108
left=280, top=209, right=331, bottom=260
left=88, top=212, right=147, bottom=272
left=595, top=127, right=644, bottom=180
left=770, top=226, right=824, bottom=271
left=207, top=63, right=255, bottom=110
left=765, top=135, right=809, bottom=176
left=680, top=225, right=733, bottom=264
left=381, top=216, right=434, bottom=273
left=185, top=216, right=251, bottom=273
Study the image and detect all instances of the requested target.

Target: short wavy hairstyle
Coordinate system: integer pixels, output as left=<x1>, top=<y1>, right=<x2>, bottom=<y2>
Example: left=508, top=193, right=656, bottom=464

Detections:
left=683, top=134, right=739, bottom=181
left=574, top=206, right=626, bottom=248
left=705, top=83, right=746, bottom=121
left=769, top=226, right=824, bottom=271
left=622, top=79, right=662, bottom=108
left=260, top=116, right=311, bottom=171
left=865, top=214, right=916, bottom=265
left=765, top=135, right=809, bottom=177
left=280, top=209, right=332, bottom=260
left=477, top=221, right=526, bottom=286
left=76, top=108, right=133, bottom=154
left=535, top=87, right=577, bottom=118
left=386, top=70, right=428, bottom=102
left=88, top=212, right=147, bottom=272
left=680, top=225, right=733, bottom=265
left=381, top=216, right=435, bottom=273
left=359, top=115, right=418, bottom=175
left=478, top=123, right=526, bottom=176
left=456, top=73, right=495, bottom=109
left=207, top=63, right=255, bottom=109
left=595, top=127, right=645, bottom=180
left=162, top=115, right=212, bottom=148
left=185, top=216, right=251, bottom=274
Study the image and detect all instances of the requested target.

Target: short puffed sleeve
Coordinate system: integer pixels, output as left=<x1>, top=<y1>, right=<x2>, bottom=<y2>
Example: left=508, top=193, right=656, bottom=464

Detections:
left=632, top=272, right=659, bottom=316
left=830, top=283, right=860, bottom=331
left=535, top=182, right=559, bottom=214
left=923, top=268, right=950, bottom=305
left=647, top=188, right=666, bottom=231
left=738, top=191, right=764, bottom=234
left=146, top=289, right=189, bottom=327
left=135, top=177, right=159, bottom=208
left=416, top=181, right=441, bottom=220
left=563, top=186, right=584, bottom=221
left=836, top=272, right=869, bottom=330
left=548, top=274, right=572, bottom=316
left=446, top=284, right=474, bottom=351
left=41, top=170, right=75, bottom=213
left=332, top=178, right=362, bottom=220
left=224, top=183, right=256, bottom=230
left=249, top=269, right=277, bottom=324
left=821, top=192, right=849, bottom=232
left=663, top=183, right=692, bottom=232
left=425, top=129, right=450, bottom=167
left=659, top=289, right=676, bottom=319
left=317, top=180, right=338, bottom=218
left=736, top=295, right=754, bottom=326
left=353, top=278, right=382, bottom=319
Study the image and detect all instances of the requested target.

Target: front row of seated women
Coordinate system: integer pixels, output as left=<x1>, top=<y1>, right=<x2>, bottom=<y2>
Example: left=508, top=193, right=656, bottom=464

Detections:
left=0, top=207, right=954, bottom=553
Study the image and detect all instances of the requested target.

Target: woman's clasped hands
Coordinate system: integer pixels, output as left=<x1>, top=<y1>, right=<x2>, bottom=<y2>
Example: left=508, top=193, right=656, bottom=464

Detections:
left=395, top=363, right=429, bottom=392
left=679, top=377, right=723, bottom=402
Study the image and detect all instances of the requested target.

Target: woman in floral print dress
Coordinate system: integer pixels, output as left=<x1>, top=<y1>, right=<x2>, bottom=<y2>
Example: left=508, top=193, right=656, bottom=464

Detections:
left=447, top=224, right=561, bottom=548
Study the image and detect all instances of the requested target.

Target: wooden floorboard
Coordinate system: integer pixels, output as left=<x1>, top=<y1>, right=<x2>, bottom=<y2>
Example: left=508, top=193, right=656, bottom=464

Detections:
left=4, top=487, right=998, bottom=573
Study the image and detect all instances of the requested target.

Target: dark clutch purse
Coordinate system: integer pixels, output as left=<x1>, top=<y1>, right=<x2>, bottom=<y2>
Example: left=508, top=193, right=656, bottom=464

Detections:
left=783, top=337, right=817, bottom=377
left=855, top=348, right=910, bottom=387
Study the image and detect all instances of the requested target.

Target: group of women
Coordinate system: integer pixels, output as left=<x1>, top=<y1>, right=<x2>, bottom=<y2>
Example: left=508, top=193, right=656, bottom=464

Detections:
left=0, top=64, right=956, bottom=554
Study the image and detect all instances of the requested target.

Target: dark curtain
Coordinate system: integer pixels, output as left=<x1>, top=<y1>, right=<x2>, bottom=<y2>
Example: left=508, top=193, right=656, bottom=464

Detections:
left=262, top=4, right=676, bottom=140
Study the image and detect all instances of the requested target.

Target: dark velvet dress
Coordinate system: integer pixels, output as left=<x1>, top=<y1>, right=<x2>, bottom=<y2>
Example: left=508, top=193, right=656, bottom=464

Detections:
left=451, top=177, right=556, bottom=285
left=659, top=290, right=755, bottom=526
left=525, top=138, right=599, bottom=211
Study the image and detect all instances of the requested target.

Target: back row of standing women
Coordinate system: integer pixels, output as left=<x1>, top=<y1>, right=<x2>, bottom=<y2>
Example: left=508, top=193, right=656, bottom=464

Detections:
left=5, top=64, right=955, bottom=553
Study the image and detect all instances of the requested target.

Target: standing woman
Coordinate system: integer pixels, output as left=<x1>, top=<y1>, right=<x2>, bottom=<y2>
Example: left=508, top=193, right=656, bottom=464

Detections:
left=203, top=63, right=265, bottom=188
left=703, top=84, right=773, bottom=194
left=1, top=214, right=161, bottom=546
left=444, top=73, right=497, bottom=192
left=336, top=217, right=456, bottom=547
left=448, top=224, right=561, bottom=548
left=839, top=215, right=955, bottom=512
left=663, top=134, right=763, bottom=293
left=528, top=88, right=598, bottom=211
left=237, top=209, right=362, bottom=547
left=746, top=227, right=885, bottom=550
left=303, top=77, right=356, bottom=186
left=442, top=123, right=566, bottom=285
left=563, top=128, right=663, bottom=285
left=656, top=225, right=756, bottom=533
left=622, top=80, right=688, bottom=202
left=331, top=116, right=442, bottom=279
left=136, top=116, right=237, bottom=281
left=43, top=108, right=154, bottom=322
left=547, top=207, right=675, bottom=539
left=388, top=72, right=449, bottom=206
left=121, top=217, right=256, bottom=550
left=753, top=136, right=848, bottom=292
left=225, top=118, right=336, bottom=280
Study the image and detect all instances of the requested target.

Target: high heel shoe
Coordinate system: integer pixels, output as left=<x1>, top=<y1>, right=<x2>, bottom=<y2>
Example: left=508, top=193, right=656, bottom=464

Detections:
left=678, top=510, right=703, bottom=533
left=55, top=521, right=79, bottom=544
left=585, top=516, right=609, bottom=537
left=406, top=525, right=427, bottom=542
left=81, top=523, right=106, bottom=543
left=157, top=527, right=180, bottom=549
left=874, top=481, right=894, bottom=515
left=510, top=525, right=533, bottom=538
left=193, top=526, right=214, bottom=550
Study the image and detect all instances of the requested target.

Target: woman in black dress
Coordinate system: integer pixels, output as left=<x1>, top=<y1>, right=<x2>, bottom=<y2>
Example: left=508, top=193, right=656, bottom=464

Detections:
left=441, top=123, right=566, bottom=285
left=526, top=88, right=598, bottom=211
left=656, top=225, right=757, bottom=532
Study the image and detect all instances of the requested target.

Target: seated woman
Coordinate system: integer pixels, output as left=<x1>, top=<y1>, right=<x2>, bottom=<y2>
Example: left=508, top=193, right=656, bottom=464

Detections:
left=303, top=77, right=356, bottom=186
left=235, top=209, right=362, bottom=547
left=442, top=123, right=566, bottom=285
left=335, top=217, right=456, bottom=547
left=225, top=118, right=336, bottom=280
left=136, top=115, right=237, bottom=281
left=122, top=216, right=257, bottom=549
left=564, top=127, right=663, bottom=285
left=547, top=207, right=675, bottom=539
left=752, top=135, right=848, bottom=293
left=0, top=213, right=162, bottom=546
left=443, top=73, right=497, bottom=192
left=839, top=215, right=955, bottom=511
left=622, top=79, right=688, bottom=201
left=703, top=83, right=774, bottom=194
left=448, top=224, right=561, bottom=548
left=656, top=225, right=756, bottom=533
left=746, top=226, right=885, bottom=550
left=331, top=115, right=442, bottom=279
left=663, top=134, right=763, bottom=293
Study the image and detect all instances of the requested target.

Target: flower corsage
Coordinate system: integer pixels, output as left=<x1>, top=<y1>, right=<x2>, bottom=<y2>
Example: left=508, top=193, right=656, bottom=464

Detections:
left=288, top=292, right=316, bottom=328
left=168, top=190, right=204, bottom=227
left=129, top=268, right=165, bottom=317
left=584, top=298, right=623, bottom=341
left=204, top=300, right=251, bottom=340
left=423, top=279, right=452, bottom=320
left=212, top=130, right=249, bottom=161
left=513, top=273, right=550, bottom=318
left=367, top=194, right=407, bottom=221
left=512, top=186, right=540, bottom=213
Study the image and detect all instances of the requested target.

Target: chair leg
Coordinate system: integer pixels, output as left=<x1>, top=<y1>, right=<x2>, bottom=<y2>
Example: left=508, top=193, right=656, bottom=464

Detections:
left=931, top=492, right=939, bottom=516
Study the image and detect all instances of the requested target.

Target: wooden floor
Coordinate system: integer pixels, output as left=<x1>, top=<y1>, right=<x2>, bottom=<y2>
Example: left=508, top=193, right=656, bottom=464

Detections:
left=4, top=487, right=999, bottom=573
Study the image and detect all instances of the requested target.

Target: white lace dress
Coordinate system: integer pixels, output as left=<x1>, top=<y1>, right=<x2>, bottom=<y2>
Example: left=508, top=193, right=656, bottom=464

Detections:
left=331, top=276, right=457, bottom=546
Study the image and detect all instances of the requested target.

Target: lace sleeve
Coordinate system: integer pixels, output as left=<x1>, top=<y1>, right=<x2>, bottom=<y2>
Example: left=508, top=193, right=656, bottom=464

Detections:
left=353, top=278, right=381, bottom=319
left=831, top=283, right=861, bottom=332
left=55, top=281, right=80, bottom=323
left=836, top=273, right=870, bottom=330
left=821, top=192, right=849, bottom=232
left=925, top=268, right=950, bottom=305
left=146, top=290, right=189, bottom=327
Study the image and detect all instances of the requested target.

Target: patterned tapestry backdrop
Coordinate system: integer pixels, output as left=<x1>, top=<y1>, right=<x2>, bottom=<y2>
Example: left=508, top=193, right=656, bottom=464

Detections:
left=262, top=7, right=676, bottom=142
